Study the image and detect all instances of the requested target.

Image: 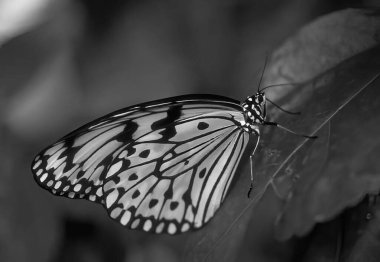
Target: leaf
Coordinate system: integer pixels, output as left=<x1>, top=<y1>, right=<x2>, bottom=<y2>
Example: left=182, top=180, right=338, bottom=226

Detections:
left=274, top=45, right=380, bottom=240
left=293, top=195, right=380, bottom=262
left=346, top=196, right=380, bottom=262
left=264, top=8, right=380, bottom=102
left=184, top=8, right=380, bottom=261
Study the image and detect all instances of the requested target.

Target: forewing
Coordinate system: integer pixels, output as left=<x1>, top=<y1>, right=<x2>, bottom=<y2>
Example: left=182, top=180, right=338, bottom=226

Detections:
left=31, top=95, right=244, bottom=207
left=102, top=111, right=249, bottom=234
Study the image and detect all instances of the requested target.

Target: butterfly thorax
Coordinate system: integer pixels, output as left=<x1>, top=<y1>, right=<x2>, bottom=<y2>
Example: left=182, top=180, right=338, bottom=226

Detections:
left=240, top=92, right=266, bottom=134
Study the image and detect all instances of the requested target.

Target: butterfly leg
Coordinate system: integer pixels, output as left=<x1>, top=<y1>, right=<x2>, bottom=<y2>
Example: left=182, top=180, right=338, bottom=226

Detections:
left=263, top=121, right=317, bottom=139
left=248, top=135, right=260, bottom=198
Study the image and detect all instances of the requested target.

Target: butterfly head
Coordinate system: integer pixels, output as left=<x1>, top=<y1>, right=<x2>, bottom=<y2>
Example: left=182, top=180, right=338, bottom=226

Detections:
left=241, top=92, right=267, bottom=130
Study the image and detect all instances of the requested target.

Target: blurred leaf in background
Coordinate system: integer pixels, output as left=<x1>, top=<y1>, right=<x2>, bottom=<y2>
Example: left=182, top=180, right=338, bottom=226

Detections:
left=0, top=0, right=58, bottom=44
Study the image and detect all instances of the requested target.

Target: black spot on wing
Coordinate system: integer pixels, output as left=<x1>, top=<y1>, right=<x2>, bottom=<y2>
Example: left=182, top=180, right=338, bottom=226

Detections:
left=115, top=120, right=139, bottom=143
left=151, top=105, right=182, bottom=140
left=124, top=159, right=131, bottom=169
left=170, top=201, right=179, bottom=210
left=132, top=190, right=140, bottom=199
left=197, top=122, right=209, bottom=130
left=182, top=191, right=192, bottom=206
left=139, top=149, right=150, bottom=158
left=151, top=105, right=182, bottom=128
left=128, top=173, right=138, bottom=181
left=164, top=185, right=173, bottom=199
left=199, top=168, right=207, bottom=178
left=149, top=199, right=158, bottom=208
left=127, top=147, right=136, bottom=157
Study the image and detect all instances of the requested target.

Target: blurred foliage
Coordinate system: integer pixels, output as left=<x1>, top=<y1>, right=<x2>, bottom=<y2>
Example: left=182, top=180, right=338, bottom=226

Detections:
left=1, top=1, right=380, bottom=262
left=275, top=46, right=380, bottom=240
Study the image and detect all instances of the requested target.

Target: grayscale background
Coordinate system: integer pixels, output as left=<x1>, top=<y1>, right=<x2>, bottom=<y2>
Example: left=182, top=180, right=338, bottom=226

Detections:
left=1, top=1, right=378, bottom=262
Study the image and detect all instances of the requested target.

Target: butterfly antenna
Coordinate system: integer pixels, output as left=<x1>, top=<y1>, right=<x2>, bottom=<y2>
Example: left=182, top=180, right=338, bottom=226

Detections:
left=266, top=98, right=301, bottom=115
left=257, top=55, right=269, bottom=92
left=260, top=83, right=298, bottom=92
left=264, top=121, right=317, bottom=139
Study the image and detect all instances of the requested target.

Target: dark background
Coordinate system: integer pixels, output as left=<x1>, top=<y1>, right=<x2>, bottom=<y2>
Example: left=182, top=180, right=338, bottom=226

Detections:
left=0, top=1, right=377, bottom=262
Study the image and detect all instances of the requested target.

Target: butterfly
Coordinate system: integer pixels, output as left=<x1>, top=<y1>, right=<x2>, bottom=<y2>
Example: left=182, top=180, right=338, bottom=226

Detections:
left=31, top=87, right=315, bottom=234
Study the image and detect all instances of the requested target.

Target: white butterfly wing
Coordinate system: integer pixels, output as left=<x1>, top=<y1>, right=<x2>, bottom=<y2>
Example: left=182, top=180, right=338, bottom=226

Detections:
left=31, top=95, right=249, bottom=233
